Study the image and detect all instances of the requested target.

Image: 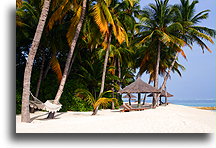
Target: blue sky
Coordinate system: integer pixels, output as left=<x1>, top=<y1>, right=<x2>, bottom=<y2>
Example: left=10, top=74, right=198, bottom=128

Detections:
left=139, top=0, right=216, bottom=100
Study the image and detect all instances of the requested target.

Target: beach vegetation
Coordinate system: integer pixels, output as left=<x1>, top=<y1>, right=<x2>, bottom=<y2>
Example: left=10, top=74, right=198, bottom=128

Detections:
left=16, top=0, right=215, bottom=122
left=75, top=89, right=118, bottom=115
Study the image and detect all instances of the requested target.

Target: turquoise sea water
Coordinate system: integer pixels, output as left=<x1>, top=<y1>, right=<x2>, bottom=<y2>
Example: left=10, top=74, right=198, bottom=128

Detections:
left=169, top=99, right=216, bottom=107
left=122, top=98, right=216, bottom=107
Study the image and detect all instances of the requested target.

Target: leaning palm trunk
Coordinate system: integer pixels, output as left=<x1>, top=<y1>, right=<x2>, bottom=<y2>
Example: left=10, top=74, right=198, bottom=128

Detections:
left=99, top=32, right=112, bottom=95
left=21, top=0, right=51, bottom=123
left=92, top=106, right=99, bottom=115
left=152, top=42, right=161, bottom=108
left=47, top=0, right=87, bottom=118
left=156, top=52, right=179, bottom=101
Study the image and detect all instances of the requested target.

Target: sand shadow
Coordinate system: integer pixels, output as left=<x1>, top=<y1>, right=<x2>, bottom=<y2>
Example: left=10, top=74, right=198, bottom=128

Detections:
left=30, top=112, right=65, bottom=122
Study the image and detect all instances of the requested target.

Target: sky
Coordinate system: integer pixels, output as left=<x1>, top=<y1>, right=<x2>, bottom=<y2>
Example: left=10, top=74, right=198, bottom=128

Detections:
left=138, top=0, right=216, bottom=100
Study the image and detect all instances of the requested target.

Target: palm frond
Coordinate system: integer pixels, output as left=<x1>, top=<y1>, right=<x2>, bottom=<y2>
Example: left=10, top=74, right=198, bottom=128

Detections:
left=50, top=56, right=63, bottom=83
left=191, top=10, right=210, bottom=23
left=94, top=97, right=118, bottom=110
left=92, top=3, right=109, bottom=35
left=188, top=28, right=214, bottom=44
left=66, top=5, right=82, bottom=45
left=139, top=31, right=154, bottom=44
left=75, top=89, right=96, bottom=106
left=48, top=0, right=69, bottom=30
left=16, top=0, right=22, bottom=8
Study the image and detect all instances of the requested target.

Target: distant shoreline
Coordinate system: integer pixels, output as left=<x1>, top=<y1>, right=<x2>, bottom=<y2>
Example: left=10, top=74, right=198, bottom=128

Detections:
left=194, top=106, right=216, bottom=110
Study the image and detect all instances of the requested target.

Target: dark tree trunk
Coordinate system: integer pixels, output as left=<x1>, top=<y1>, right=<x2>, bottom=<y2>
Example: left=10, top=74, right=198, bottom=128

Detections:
left=159, top=96, right=162, bottom=105
left=29, top=107, right=35, bottom=113
left=142, top=93, right=147, bottom=105
left=21, top=0, right=51, bottom=123
left=47, top=112, right=55, bottom=119
left=129, top=97, right=131, bottom=105
left=138, top=93, right=141, bottom=108
left=35, top=50, right=45, bottom=98
left=42, top=62, right=50, bottom=80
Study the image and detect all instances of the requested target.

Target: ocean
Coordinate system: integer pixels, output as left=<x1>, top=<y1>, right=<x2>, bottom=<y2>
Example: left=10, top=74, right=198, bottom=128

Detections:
left=169, top=99, right=216, bottom=107
left=122, top=98, right=216, bottom=107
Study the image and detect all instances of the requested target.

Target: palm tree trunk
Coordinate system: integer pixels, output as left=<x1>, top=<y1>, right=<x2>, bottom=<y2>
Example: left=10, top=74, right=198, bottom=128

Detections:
left=53, top=0, right=87, bottom=104
left=164, top=86, right=168, bottom=105
left=111, top=57, right=116, bottom=110
left=143, top=77, right=151, bottom=105
left=35, top=50, right=45, bottom=98
left=47, top=0, right=87, bottom=119
left=111, top=80, right=115, bottom=110
left=152, top=42, right=161, bottom=108
left=99, top=32, right=112, bottom=95
left=42, top=62, right=50, bottom=80
left=67, top=54, right=76, bottom=76
left=92, top=106, right=99, bottom=115
left=21, top=0, right=51, bottom=123
left=157, top=52, right=179, bottom=100
left=117, top=58, right=121, bottom=87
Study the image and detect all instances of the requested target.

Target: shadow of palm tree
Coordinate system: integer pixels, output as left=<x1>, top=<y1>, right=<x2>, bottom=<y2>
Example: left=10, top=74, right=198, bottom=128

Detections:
left=30, top=112, right=48, bottom=122
left=30, top=112, right=65, bottom=122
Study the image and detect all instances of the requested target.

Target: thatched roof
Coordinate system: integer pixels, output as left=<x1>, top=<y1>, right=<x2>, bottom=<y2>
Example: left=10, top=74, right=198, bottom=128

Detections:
left=122, top=94, right=137, bottom=98
left=118, top=77, right=160, bottom=93
left=147, top=90, right=173, bottom=97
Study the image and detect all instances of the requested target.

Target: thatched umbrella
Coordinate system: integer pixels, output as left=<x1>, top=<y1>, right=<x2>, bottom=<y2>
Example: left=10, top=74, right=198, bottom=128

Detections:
left=147, top=90, right=173, bottom=97
left=122, top=94, right=136, bottom=98
left=148, top=90, right=173, bottom=105
left=122, top=94, right=137, bottom=105
left=118, top=77, right=160, bottom=106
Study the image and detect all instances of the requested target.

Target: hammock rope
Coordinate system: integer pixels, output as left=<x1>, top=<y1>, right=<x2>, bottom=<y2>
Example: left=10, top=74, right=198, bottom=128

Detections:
left=29, top=92, right=62, bottom=113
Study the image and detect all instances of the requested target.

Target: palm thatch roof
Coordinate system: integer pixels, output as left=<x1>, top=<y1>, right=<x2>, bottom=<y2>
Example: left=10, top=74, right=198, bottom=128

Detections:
left=147, top=90, right=173, bottom=97
left=122, top=94, right=137, bottom=98
left=118, top=77, right=160, bottom=93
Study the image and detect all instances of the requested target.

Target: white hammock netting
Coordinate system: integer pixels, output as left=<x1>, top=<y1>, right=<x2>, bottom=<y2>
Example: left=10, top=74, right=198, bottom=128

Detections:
left=30, top=92, right=62, bottom=113
left=44, top=100, right=62, bottom=113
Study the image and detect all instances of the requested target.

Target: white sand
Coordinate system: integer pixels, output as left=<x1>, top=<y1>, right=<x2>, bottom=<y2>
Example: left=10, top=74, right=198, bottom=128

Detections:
left=16, top=104, right=216, bottom=133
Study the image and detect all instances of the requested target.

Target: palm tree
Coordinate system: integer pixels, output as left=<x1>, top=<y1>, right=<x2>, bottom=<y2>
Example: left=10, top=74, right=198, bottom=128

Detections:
left=47, top=0, right=88, bottom=119
left=157, top=0, right=215, bottom=96
left=75, top=89, right=118, bottom=115
left=138, top=0, right=186, bottom=107
left=21, top=0, right=51, bottom=123
left=92, top=0, right=134, bottom=95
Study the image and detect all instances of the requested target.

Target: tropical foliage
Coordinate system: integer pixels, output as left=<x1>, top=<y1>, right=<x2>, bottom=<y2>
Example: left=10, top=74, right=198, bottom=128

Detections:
left=16, top=0, right=215, bottom=119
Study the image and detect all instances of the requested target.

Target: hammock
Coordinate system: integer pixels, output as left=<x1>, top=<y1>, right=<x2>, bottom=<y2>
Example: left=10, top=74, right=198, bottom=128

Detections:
left=30, top=92, right=62, bottom=113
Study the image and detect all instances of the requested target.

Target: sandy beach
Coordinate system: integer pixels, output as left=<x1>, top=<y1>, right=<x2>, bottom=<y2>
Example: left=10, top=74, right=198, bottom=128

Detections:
left=16, top=104, right=216, bottom=133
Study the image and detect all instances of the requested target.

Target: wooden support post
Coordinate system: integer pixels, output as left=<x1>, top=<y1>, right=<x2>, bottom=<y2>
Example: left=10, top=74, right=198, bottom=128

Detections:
left=142, top=93, right=147, bottom=105
left=138, top=93, right=141, bottom=108
left=129, top=97, right=131, bottom=105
